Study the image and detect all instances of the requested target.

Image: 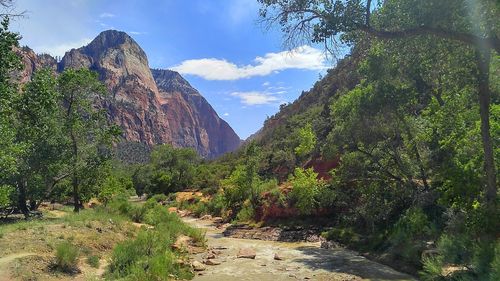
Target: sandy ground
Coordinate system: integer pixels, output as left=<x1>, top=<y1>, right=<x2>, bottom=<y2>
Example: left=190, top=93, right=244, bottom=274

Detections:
left=184, top=217, right=417, bottom=281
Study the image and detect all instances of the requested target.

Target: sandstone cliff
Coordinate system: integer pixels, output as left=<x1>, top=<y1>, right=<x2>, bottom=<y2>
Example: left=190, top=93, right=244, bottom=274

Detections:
left=19, top=30, right=241, bottom=158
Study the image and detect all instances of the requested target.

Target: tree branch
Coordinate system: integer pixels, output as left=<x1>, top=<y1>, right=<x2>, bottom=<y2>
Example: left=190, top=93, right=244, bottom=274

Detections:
left=359, top=25, right=500, bottom=54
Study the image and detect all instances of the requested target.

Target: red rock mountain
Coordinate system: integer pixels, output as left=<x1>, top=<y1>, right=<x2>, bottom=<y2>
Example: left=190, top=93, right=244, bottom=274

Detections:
left=20, top=30, right=241, bottom=158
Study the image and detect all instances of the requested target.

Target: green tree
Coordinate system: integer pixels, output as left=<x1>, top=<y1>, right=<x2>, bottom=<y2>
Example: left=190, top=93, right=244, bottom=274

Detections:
left=12, top=69, right=65, bottom=216
left=58, top=69, right=120, bottom=212
left=0, top=16, right=22, bottom=208
left=294, top=123, right=317, bottom=157
left=258, top=0, right=498, bottom=209
left=220, top=142, right=266, bottom=216
left=146, top=145, right=200, bottom=195
left=288, top=167, right=324, bottom=215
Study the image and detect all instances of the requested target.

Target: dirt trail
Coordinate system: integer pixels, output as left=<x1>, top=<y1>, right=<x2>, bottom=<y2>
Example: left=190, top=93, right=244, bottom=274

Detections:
left=0, top=253, right=37, bottom=281
left=183, top=217, right=417, bottom=281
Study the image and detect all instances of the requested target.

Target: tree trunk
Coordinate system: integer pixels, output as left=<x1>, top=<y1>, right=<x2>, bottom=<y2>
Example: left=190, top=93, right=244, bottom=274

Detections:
left=72, top=175, right=81, bottom=212
left=17, top=178, right=29, bottom=218
left=475, top=47, right=497, bottom=208
left=70, top=128, right=81, bottom=213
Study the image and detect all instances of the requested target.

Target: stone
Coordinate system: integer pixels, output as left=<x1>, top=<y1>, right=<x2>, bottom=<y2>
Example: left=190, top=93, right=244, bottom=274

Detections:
left=204, top=259, right=221, bottom=265
left=274, top=253, right=283, bottom=260
left=200, top=214, right=212, bottom=220
left=237, top=248, right=256, bottom=259
left=213, top=217, right=224, bottom=224
left=191, top=261, right=206, bottom=271
left=206, top=252, right=216, bottom=259
left=172, top=235, right=192, bottom=251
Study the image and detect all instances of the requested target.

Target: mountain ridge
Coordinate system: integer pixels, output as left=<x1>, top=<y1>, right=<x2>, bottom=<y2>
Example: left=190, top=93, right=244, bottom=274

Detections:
left=18, top=30, right=241, bottom=158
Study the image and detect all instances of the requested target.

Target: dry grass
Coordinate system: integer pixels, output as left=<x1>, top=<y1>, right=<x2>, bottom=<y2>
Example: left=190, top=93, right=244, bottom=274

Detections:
left=0, top=206, right=139, bottom=281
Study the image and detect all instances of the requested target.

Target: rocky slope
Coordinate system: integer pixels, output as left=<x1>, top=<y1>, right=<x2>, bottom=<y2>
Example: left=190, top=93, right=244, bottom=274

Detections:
left=18, top=30, right=241, bottom=158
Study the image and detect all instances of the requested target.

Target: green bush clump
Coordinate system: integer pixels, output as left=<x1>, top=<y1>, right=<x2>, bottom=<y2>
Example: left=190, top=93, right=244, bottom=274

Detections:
left=489, top=241, right=500, bottom=281
left=437, top=234, right=473, bottom=264
left=108, top=222, right=198, bottom=280
left=206, top=194, right=226, bottom=217
left=321, top=227, right=360, bottom=245
left=192, top=201, right=209, bottom=217
left=86, top=255, right=100, bottom=268
left=144, top=205, right=205, bottom=245
left=419, top=256, right=444, bottom=281
left=236, top=202, right=255, bottom=222
left=55, top=241, right=79, bottom=272
left=388, top=208, right=436, bottom=262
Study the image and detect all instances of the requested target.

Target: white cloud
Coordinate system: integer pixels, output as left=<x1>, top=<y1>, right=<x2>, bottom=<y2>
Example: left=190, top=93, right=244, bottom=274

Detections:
left=99, top=12, right=116, bottom=18
left=231, top=91, right=282, bottom=106
left=223, top=113, right=230, bottom=117
left=262, top=81, right=270, bottom=87
left=33, top=37, right=92, bottom=57
left=170, top=45, right=327, bottom=80
left=128, top=31, right=146, bottom=35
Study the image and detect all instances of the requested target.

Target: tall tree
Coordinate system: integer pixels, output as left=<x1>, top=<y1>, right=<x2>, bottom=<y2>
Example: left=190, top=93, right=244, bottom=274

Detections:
left=258, top=0, right=499, bottom=208
left=58, top=69, right=120, bottom=212
left=0, top=14, right=22, bottom=213
left=13, top=69, right=64, bottom=217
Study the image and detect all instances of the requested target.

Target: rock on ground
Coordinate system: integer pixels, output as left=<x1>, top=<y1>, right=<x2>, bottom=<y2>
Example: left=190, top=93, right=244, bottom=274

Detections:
left=237, top=248, right=256, bottom=259
left=192, top=261, right=206, bottom=271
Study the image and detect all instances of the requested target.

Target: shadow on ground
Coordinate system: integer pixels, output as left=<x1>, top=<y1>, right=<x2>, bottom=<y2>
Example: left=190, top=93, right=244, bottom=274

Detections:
left=293, top=246, right=415, bottom=280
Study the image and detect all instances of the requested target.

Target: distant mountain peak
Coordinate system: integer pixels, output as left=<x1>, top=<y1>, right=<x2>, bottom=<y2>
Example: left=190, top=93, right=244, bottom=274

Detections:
left=20, top=30, right=241, bottom=158
left=87, top=30, right=134, bottom=49
left=151, top=69, right=198, bottom=96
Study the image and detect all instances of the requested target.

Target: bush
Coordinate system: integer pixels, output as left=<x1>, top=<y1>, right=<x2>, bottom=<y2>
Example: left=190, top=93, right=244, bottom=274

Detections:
left=86, top=255, right=100, bottom=268
left=288, top=168, right=324, bottom=215
left=55, top=241, right=79, bottom=272
left=437, top=234, right=473, bottom=264
left=236, top=202, right=255, bottom=222
left=206, top=193, right=226, bottom=217
left=108, top=224, right=198, bottom=280
left=321, top=227, right=360, bottom=245
left=128, top=205, right=147, bottom=223
left=389, top=208, right=435, bottom=262
left=192, top=201, right=209, bottom=217
left=490, top=241, right=500, bottom=281
left=419, top=256, right=444, bottom=281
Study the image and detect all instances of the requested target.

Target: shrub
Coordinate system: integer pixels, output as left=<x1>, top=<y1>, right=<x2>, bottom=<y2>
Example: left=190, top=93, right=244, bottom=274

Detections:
left=128, top=205, right=147, bottom=223
left=490, top=241, right=500, bottom=281
left=206, top=194, right=226, bottom=216
left=321, top=227, right=360, bottom=245
left=86, top=255, right=100, bottom=268
left=192, top=201, right=209, bottom=217
left=108, top=225, right=198, bottom=280
left=389, top=208, right=435, bottom=262
left=288, top=168, right=324, bottom=215
left=437, top=234, right=473, bottom=264
left=55, top=241, right=79, bottom=272
left=419, top=256, right=444, bottom=281
left=236, top=202, right=255, bottom=222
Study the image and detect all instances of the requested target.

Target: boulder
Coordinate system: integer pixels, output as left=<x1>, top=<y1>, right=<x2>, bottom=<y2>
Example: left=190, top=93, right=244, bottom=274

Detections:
left=200, top=214, right=212, bottom=220
left=274, top=253, right=283, bottom=260
left=172, top=235, right=192, bottom=251
left=204, top=259, right=221, bottom=265
left=191, top=261, right=206, bottom=271
left=213, top=217, right=224, bottom=224
left=237, top=248, right=256, bottom=259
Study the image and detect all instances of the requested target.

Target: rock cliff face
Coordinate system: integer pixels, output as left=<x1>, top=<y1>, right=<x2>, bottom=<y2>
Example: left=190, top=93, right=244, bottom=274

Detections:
left=19, top=30, right=241, bottom=158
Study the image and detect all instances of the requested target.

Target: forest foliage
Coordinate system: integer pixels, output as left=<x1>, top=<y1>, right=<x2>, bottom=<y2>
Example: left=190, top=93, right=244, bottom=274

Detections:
left=0, top=1, right=499, bottom=280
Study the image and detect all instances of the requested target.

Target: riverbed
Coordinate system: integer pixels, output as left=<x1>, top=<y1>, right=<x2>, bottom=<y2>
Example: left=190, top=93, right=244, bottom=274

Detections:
left=183, top=217, right=417, bottom=281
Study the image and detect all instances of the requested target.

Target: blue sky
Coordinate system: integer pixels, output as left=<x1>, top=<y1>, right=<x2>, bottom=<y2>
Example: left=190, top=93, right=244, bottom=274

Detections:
left=11, top=0, right=330, bottom=139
